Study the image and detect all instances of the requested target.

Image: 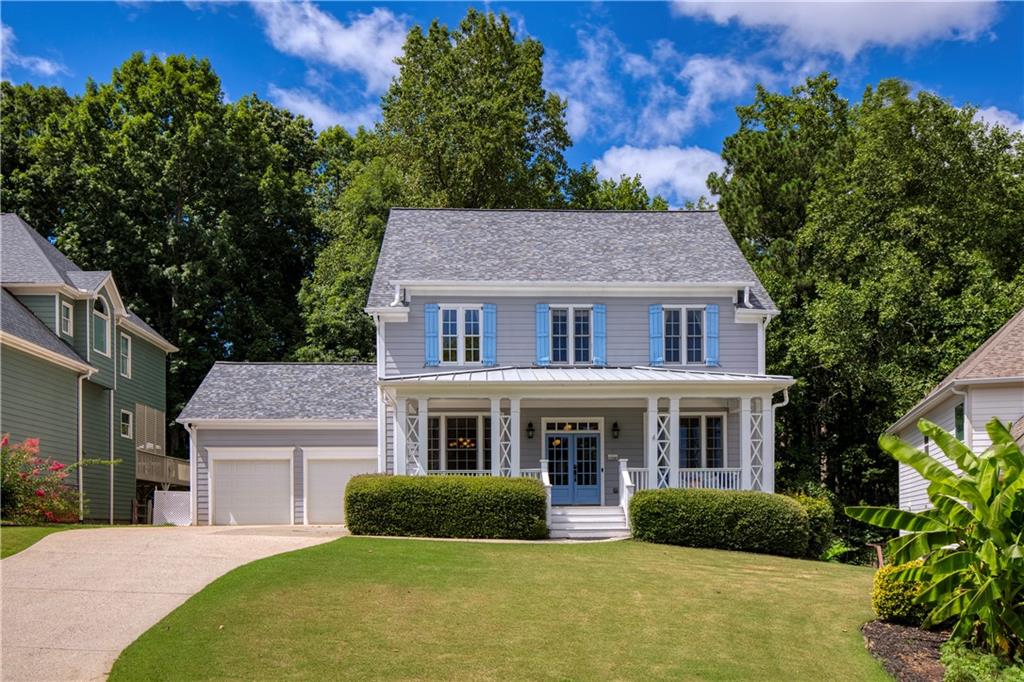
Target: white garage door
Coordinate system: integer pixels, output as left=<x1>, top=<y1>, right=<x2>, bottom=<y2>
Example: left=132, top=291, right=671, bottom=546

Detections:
left=306, top=458, right=376, bottom=524
left=213, top=459, right=291, bottom=525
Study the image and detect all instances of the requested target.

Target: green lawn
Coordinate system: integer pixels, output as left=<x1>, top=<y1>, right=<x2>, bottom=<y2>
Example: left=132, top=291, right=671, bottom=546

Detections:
left=0, top=524, right=102, bottom=558
left=111, top=537, right=885, bottom=680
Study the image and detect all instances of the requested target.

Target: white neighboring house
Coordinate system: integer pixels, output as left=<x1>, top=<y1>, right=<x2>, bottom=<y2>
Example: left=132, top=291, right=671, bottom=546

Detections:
left=888, top=306, right=1024, bottom=512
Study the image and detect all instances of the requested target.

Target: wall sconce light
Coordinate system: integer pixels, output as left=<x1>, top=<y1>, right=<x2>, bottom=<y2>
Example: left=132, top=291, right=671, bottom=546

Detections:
left=612, top=422, right=620, bottom=439
left=526, top=422, right=535, bottom=439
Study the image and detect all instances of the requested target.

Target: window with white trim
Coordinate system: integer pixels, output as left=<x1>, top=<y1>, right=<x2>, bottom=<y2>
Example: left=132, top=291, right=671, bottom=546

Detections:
left=664, top=306, right=705, bottom=364
left=93, top=298, right=110, bottom=356
left=60, top=301, right=74, bottom=336
left=679, top=413, right=727, bottom=468
left=119, top=333, right=132, bottom=379
left=954, top=403, right=965, bottom=441
left=440, top=305, right=482, bottom=365
left=551, top=305, right=592, bottom=365
left=120, top=410, right=134, bottom=439
left=426, top=415, right=492, bottom=471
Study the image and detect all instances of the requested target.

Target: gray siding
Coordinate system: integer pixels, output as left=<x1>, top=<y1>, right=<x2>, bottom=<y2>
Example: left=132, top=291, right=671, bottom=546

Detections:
left=14, top=294, right=57, bottom=334
left=0, top=345, right=79, bottom=469
left=385, top=295, right=758, bottom=376
left=193, top=427, right=377, bottom=525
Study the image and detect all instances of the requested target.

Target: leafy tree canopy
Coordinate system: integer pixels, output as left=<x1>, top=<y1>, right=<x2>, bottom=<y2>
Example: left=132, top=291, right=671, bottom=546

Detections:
left=711, top=74, right=1024, bottom=509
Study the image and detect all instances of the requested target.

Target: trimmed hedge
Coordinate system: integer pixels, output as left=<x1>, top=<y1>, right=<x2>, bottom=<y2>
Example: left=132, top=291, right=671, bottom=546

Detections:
left=790, top=493, right=835, bottom=559
left=345, top=474, right=548, bottom=540
left=630, top=488, right=810, bottom=558
left=872, top=560, right=929, bottom=625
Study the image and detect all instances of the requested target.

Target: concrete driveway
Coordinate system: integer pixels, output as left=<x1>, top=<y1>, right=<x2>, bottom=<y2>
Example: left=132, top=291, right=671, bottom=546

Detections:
left=1, top=525, right=347, bottom=681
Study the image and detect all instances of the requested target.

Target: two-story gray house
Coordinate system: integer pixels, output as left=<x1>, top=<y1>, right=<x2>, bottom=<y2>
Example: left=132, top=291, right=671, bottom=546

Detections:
left=179, top=209, right=794, bottom=536
left=0, top=214, right=181, bottom=523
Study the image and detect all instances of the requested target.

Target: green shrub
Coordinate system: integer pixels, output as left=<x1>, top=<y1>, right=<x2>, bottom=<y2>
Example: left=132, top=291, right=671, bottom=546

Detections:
left=941, top=642, right=1024, bottom=682
left=872, top=560, right=929, bottom=625
left=629, top=488, right=810, bottom=558
left=790, top=493, right=835, bottom=559
left=345, top=474, right=548, bottom=540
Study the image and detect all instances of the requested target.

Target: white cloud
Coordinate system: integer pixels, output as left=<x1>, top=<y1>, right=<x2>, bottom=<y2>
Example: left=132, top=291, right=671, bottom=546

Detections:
left=973, top=106, right=1024, bottom=134
left=1, top=24, right=67, bottom=77
left=637, top=56, right=772, bottom=144
left=546, top=28, right=626, bottom=141
left=672, top=1, right=998, bottom=60
left=594, top=145, right=725, bottom=204
left=253, top=2, right=407, bottom=94
left=267, top=85, right=379, bottom=132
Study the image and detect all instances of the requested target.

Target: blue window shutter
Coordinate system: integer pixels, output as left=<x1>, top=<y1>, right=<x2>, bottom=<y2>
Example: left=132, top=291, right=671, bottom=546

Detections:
left=424, top=303, right=439, bottom=366
left=648, top=305, right=664, bottom=366
left=593, top=303, right=607, bottom=366
left=482, top=303, right=497, bottom=366
left=535, top=303, right=550, bottom=366
left=705, top=304, right=720, bottom=367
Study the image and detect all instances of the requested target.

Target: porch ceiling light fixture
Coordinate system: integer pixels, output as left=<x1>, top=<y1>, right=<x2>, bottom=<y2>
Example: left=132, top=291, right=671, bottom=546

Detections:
left=612, top=422, right=620, bottom=439
left=526, top=422, right=535, bottom=439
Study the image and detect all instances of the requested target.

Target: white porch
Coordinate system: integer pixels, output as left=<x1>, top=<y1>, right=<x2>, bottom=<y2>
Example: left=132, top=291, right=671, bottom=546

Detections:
left=381, top=366, right=793, bottom=515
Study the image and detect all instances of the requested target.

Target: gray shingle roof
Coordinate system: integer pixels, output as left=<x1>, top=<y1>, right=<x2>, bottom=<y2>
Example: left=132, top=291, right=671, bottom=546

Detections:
left=367, top=209, right=775, bottom=310
left=1, top=213, right=175, bottom=350
left=1, top=213, right=80, bottom=285
left=177, top=363, right=378, bottom=422
left=1, top=290, right=90, bottom=368
left=926, top=306, right=1024, bottom=400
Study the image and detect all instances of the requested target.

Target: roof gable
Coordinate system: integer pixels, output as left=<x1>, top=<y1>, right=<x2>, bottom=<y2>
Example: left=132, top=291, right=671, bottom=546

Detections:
left=367, top=209, right=775, bottom=309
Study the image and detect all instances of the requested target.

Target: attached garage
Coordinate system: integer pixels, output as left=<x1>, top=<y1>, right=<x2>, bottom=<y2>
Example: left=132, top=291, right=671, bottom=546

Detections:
left=178, top=363, right=379, bottom=526
left=304, top=448, right=377, bottom=524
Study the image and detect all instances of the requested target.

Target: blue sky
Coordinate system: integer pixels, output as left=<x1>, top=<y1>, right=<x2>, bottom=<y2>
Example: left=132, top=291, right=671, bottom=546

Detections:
left=3, top=1, right=1022, bottom=205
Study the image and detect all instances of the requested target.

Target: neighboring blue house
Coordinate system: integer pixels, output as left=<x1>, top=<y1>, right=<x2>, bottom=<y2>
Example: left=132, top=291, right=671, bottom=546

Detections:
left=180, top=209, right=794, bottom=536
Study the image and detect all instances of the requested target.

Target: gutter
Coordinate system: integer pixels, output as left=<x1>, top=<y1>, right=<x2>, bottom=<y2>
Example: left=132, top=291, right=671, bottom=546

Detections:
left=886, top=376, right=1024, bottom=434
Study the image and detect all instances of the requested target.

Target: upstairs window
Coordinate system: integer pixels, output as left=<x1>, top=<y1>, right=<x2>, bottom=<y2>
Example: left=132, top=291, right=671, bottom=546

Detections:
left=439, top=305, right=482, bottom=365
left=551, top=306, right=591, bottom=365
left=93, top=298, right=110, bottom=356
left=119, top=333, right=132, bottom=379
left=954, top=403, right=965, bottom=441
left=120, top=410, right=134, bottom=439
left=60, top=301, right=74, bottom=336
left=664, top=306, right=705, bottom=364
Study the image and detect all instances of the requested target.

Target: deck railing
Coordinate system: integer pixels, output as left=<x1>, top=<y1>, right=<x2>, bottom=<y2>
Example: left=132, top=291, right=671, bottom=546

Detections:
left=426, top=470, right=492, bottom=477
left=136, top=450, right=189, bottom=487
left=627, top=468, right=651, bottom=490
left=519, top=468, right=541, bottom=480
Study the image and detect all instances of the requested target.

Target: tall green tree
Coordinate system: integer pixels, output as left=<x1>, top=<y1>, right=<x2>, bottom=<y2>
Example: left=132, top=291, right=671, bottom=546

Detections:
left=380, top=9, right=570, bottom=208
left=0, top=81, right=75, bottom=234
left=711, top=74, right=1024, bottom=510
left=2, top=54, right=321, bottom=444
left=566, top=164, right=668, bottom=210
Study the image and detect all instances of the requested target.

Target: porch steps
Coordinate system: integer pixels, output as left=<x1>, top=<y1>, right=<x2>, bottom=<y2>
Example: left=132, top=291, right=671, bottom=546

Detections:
left=549, top=506, right=631, bottom=540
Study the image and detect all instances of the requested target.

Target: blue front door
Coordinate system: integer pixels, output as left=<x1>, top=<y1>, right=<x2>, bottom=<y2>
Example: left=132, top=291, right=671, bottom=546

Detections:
left=547, top=433, right=601, bottom=505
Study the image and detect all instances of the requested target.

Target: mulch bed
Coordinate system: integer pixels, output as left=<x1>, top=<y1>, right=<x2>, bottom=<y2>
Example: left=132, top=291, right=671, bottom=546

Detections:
left=862, top=620, right=949, bottom=682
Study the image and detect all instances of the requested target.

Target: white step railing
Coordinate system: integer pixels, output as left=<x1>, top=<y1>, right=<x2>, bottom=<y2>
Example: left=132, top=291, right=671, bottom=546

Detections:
left=679, top=468, right=742, bottom=490
left=619, top=459, right=635, bottom=524
left=627, top=468, right=650, bottom=490
left=539, top=458, right=552, bottom=529
left=519, top=468, right=542, bottom=480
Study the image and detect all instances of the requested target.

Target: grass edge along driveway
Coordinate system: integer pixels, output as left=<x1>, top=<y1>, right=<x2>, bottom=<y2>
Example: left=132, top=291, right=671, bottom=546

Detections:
left=111, top=537, right=886, bottom=681
left=1, top=524, right=103, bottom=558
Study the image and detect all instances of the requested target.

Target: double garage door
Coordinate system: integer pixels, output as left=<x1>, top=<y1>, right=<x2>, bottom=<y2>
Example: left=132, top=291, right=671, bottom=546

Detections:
left=212, top=448, right=375, bottom=525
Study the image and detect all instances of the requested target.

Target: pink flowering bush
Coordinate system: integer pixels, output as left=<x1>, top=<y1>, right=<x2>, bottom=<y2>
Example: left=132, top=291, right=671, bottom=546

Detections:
left=1, top=434, right=82, bottom=523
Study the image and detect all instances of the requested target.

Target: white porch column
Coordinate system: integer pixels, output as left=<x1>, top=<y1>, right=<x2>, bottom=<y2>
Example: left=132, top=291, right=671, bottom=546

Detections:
left=490, top=397, right=501, bottom=476
left=762, top=394, right=774, bottom=493
left=739, top=397, right=751, bottom=490
left=510, top=397, right=521, bottom=476
left=416, top=398, right=429, bottom=476
left=395, top=397, right=408, bottom=475
left=646, top=396, right=658, bottom=486
left=669, top=397, right=680, bottom=488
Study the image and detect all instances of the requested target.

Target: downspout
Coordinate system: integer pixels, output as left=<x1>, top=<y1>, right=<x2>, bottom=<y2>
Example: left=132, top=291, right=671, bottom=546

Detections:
left=743, top=286, right=752, bottom=308
left=109, top=389, right=114, bottom=524
left=187, top=423, right=198, bottom=525
left=77, top=373, right=87, bottom=520
left=772, top=388, right=790, bottom=414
